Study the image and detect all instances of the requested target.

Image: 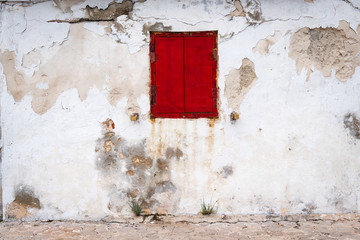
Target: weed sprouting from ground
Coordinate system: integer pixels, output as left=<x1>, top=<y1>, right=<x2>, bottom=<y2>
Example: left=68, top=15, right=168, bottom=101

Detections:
left=129, top=200, right=143, bottom=216
left=201, top=200, right=217, bottom=215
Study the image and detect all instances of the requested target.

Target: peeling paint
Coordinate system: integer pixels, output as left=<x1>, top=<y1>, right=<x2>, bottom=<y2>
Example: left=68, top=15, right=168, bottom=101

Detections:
left=289, top=21, right=360, bottom=81
left=85, top=1, right=134, bottom=21
left=243, top=0, right=263, bottom=24
left=142, top=22, right=172, bottom=36
left=253, top=31, right=281, bottom=54
left=1, top=0, right=360, bottom=220
left=53, top=0, right=85, bottom=13
left=0, top=23, right=149, bottom=115
left=228, top=0, right=245, bottom=18
left=225, top=58, right=257, bottom=110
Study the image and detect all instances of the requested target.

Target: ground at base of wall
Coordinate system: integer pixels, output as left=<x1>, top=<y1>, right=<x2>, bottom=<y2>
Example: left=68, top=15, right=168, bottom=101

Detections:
left=1, top=214, right=359, bottom=239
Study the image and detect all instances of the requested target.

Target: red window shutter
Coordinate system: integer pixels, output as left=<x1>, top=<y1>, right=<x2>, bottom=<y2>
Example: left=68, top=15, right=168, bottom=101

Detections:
left=184, top=36, right=215, bottom=113
left=150, top=32, right=217, bottom=118
left=153, top=36, right=184, bottom=114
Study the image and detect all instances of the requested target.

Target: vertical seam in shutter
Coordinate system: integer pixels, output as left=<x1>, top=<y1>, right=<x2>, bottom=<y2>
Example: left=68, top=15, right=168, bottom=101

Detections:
left=183, top=36, right=186, bottom=115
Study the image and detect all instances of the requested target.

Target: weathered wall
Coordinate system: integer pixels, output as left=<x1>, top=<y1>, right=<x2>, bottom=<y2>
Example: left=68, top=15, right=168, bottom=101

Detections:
left=0, top=0, right=360, bottom=220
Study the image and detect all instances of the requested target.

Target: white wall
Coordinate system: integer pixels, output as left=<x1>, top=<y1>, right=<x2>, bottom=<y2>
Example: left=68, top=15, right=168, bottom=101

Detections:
left=0, top=0, right=360, bottom=220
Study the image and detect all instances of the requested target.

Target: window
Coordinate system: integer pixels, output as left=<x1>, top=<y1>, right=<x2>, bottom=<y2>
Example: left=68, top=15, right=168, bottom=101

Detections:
left=150, top=31, right=218, bottom=118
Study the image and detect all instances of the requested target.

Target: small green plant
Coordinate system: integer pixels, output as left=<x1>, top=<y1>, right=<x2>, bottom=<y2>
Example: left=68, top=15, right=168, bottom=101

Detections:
left=201, top=200, right=217, bottom=215
left=129, top=200, right=143, bottom=216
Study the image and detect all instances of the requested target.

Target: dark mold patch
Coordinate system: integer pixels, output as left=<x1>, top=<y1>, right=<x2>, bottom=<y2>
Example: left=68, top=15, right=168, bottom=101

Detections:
left=165, top=147, right=183, bottom=160
left=14, top=186, right=40, bottom=209
left=344, top=113, right=360, bottom=139
left=155, top=181, right=177, bottom=194
left=142, top=22, right=172, bottom=36
left=156, top=159, right=169, bottom=172
left=219, top=165, right=233, bottom=179
left=244, top=0, right=263, bottom=24
left=86, top=1, right=134, bottom=21
left=95, top=119, right=178, bottom=215
left=5, top=185, right=40, bottom=219
left=302, top=203, right=317, bottom=214
left=48, top=0, right=134, bottom=23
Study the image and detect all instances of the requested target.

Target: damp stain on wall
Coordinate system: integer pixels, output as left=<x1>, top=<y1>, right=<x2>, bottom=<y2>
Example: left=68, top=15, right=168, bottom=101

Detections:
left=5, top=185, right=41, bottom=220
left=95, top=119, right=181, bottom=215
left=344, top=113, right=360, bottom=139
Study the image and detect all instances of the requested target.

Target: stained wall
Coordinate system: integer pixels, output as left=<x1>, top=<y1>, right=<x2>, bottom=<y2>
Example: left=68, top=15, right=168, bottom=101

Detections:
left=1, top=0, right=360, bottom=220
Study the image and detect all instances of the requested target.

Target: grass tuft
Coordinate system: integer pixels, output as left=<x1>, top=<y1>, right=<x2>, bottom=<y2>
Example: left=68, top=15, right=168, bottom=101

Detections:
left=201, top=200, right=217, bottom=215
left=129, top=200, right=143, bottom=216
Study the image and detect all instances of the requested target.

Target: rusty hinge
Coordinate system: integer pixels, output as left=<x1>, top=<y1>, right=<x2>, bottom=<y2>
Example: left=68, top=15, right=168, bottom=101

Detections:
left=212, top=48, right=218, bottom=61
left=150, top=41, right=155, bottom=52
left=150, top=52, right=156, bottom=63
left=212, top=87, right=217, bottom=108
left=151, top=86, right=156, bottom=105
left=150, top=41, right=156, bottom=63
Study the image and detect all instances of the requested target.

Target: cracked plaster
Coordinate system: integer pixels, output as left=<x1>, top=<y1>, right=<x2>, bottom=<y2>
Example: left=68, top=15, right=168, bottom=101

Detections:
left=0, top=0, right=360, bottom=220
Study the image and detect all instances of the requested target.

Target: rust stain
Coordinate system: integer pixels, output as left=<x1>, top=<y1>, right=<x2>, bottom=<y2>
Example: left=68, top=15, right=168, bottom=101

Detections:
left=208, top=119, right=216, bottom=127
left=104, top=140, right=115, bottom=152
left=131, top=156, right=152, bottom=168
left=102, top=119, right=115, bottom=131
left=106, top=132, right=115, bottom=138
left=126, top=170, right=135, bottom=176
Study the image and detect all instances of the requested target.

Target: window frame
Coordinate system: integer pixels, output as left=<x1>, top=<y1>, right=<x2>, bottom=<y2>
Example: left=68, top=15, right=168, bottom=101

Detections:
left=150, top=31, right=218, bottom=119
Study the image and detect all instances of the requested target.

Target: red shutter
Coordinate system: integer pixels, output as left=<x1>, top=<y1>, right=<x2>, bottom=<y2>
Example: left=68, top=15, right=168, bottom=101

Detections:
left=150, top=32, right=217, bottom=118
left=153, top=36, right=184, bottom=114
left=184, top=36, right=215, bottom=113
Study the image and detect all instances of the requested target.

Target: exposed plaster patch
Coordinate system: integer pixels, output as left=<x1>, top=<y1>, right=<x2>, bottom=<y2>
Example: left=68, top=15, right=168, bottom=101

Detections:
left=0, top=23, right=149, bottom=115
left=304, top=0, right=313, bottom=3
left=52, top=0, right=85, bottom=13
left=242, top=0, right=263, bottom=24
left=252, top=31, right=281, bottom=54
left=344, top=113, right=360, bottom=139
left=48, top=0, right=134, bottom=23
left=109, top=16, right=146, bottom=53
left=289, top=21, right=360, bottom=81
left=5, top=185, right=40, bottom=220
left=86, top=1, right=133, bottom=21
left=142, top=22, right=172, bottom=36
left=228, top=0, right=245, bottom=18
left=224, top=58, right=257, bottom=110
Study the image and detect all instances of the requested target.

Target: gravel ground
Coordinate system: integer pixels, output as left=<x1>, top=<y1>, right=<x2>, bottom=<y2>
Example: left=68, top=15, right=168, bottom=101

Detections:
left=0, top=214, right=359, bottom=239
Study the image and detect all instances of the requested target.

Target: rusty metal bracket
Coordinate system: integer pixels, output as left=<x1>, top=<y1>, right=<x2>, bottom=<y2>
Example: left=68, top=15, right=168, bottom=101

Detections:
left=150, top=86, right=156, bottom=105
left=212, top=48, right=218, bottom=61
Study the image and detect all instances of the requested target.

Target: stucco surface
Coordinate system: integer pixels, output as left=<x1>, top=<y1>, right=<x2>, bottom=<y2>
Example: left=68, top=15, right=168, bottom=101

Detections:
left=0, top=0, right=360, bottom=220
